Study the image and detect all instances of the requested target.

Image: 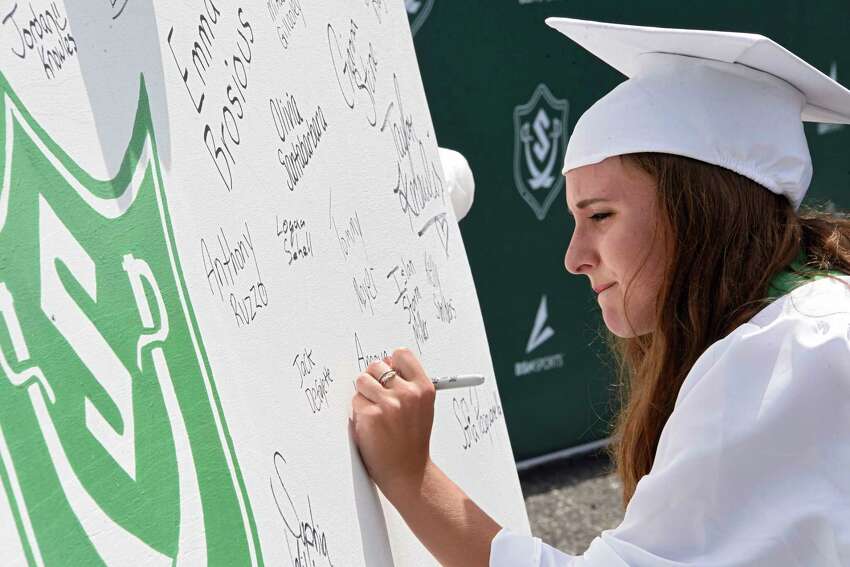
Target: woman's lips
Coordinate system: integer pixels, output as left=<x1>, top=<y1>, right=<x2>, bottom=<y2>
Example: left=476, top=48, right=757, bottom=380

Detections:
left=593, top=282, right=615, bottom=294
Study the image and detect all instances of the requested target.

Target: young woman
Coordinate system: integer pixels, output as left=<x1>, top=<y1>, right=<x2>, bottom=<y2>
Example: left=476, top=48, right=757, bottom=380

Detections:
left=351, top=19, right=850, bottom=566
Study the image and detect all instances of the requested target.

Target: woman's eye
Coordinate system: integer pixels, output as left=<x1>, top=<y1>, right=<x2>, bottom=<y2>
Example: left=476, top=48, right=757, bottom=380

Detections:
left=590, top=212, right=612, bottom=222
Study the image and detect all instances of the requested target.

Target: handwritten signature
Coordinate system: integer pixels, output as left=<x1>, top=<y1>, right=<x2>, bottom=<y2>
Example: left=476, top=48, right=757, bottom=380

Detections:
left=387, top=258, right=429, bottom=352
left=380, top=75, right=447, bottom=252
left=327, top=19, right=379, bottom=126
left=270, top=452, right=335, bottom=567
left=453, top=389, right=504, bottom=451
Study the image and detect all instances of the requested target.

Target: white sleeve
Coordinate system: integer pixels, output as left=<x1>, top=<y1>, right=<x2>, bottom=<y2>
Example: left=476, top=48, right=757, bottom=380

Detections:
left=493, top=281, right=850, bottom=566
left=489, top=528, right=574, bottom=567
left=490, top=528, right=631, bottom=567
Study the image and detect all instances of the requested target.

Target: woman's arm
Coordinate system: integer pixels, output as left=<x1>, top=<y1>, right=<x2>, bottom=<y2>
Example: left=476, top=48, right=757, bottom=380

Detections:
left=382, top=458, right=501, bottom=567
left=350, top=348, right=502, bottom=566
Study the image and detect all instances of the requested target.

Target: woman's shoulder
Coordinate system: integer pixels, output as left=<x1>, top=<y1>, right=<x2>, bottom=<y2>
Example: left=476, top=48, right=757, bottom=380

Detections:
left=656, top=274, right=850, bottom=489
left=677, top=275, right=850, bottom=409
left=750, top=273, right=850, bottom=329
left=617, top=274, right=850, bottom=567
left=704, top=274, right=850, bottom=362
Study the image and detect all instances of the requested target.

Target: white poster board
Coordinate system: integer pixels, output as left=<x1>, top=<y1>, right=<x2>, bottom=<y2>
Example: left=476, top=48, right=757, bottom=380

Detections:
left=0, top=1, right=530, bottom=564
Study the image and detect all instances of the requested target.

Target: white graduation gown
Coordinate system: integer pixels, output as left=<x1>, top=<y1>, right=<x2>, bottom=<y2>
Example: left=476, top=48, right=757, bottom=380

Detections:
left=492, top=276, right=850, bottom=566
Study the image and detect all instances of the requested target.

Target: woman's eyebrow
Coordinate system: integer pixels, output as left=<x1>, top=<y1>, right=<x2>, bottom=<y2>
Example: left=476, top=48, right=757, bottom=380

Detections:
left=575, top=197, right=611, bottom=209
left=567, top=197, right=611, bottom=217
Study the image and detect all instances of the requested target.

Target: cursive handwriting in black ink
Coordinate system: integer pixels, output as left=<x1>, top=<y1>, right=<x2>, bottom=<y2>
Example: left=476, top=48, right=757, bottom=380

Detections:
left=327, top=18, right=379, bottom=126
left=353, top=266, right=379, bottom=315
left=453, top=389, right=504, bottom=451
left=292, top=347, right=316, bottom=387
left=270, top=452, right=335, bottom=567
left=200, top=221, right=269, bottom=328
left=381, top=74, right=446, bottom=239
left=425, top=252, right=456, bottom=324
left=354, top=332, right=389, bottom=373
left=292, top=347, right=334, bottom=414
left=387, top=257, right=429, bottom=352
left=267, top=0, right=306, bottom=50
left=270, top=92, right=303, bottom=143
left=168, top=4, right=255, bottom=192
left=269, top=92, right=329, bottom=191
left=304, top=367, right=334, bottom=414
left=329, top=188, right=368, bottom=262
left=2, top=2, right=77, bottom=79
left=275, top=215, right=315, bottom=265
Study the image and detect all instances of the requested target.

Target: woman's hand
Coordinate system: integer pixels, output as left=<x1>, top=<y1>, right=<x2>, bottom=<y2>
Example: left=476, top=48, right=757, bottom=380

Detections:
left=350, top=347, right=501, bottom=566
left=350, top=347, right=436, bottom=497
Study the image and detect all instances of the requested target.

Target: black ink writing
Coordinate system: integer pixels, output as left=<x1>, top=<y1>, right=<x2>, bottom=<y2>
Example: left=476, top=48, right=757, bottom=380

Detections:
left=110, top=0, right=130, bottom=19
left=425, top=252, right=456, bottom=323
left=270, top=92, right=303, bottom=144
left=327, top=19, right=379, bottom=126
left=275, top=216, right=314, bottom=266
left=270, top=452, right=335, bottom=567
left=387, top=258, right=429, bottom=352
left=364, top=0, right=388, bottom=23
left=291, top=348, right=335, bottom=415
left=2, top=2, right=77, bottom=79
left=292, top=347, right=316, bottom=387
left=166, top=0, right=221, bottom=114
left=354, top=332, right=388, bottom=373
left=168, top=4, right=255, bottom=192
left=329, top=189, right=367, bottom=262
left=200, top=221, right=269, bottom=328
left=270, top=93, right=329, bottom=191
left=418, top=212, right=451, bottom=257
left=304, top=367, right=334, bottom=414
left=353, top=266, right=378, bottom=315
left=453, top=389, right=504, bottom=451
left=267, top=0, right=306, bottom=50
left=380, top=75, right=446, bottom=240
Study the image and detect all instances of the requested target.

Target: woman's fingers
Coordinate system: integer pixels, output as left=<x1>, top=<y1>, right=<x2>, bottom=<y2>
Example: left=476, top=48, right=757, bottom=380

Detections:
left=351, top=392, right=374, bottom=415
left=365, top=359, right=404, bottom=390
left=390, top=347, right=431, bottom=388
left=366, top=350, right=430, bottom=390
left=354, top=371, right=390, bottom=403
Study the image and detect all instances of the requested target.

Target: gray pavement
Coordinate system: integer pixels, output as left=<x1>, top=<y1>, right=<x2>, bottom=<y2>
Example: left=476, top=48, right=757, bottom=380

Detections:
left=518, top=451, right=625, bottom=556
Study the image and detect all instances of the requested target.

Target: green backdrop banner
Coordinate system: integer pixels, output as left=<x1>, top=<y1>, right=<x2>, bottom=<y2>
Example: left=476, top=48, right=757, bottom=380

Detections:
left=409, top=1, right=850, bottom=461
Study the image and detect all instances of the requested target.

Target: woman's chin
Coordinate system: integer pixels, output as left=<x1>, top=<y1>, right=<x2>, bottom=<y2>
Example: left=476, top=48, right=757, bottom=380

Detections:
left=601, top=308, right=639, bottom=338
left=607, top=324, right=637, bottom=339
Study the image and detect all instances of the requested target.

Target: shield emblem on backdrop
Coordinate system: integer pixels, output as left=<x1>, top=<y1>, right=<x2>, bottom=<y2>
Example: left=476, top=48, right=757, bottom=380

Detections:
left=513, top=84, right=569, bottom=221
left=406, top=0, right=435, bottom=36
left=0, top=75, right=262, bottom=565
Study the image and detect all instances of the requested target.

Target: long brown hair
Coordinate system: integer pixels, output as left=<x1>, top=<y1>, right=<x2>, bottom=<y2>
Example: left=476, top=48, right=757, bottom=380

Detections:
left=611, top=152, right=850, bottom=506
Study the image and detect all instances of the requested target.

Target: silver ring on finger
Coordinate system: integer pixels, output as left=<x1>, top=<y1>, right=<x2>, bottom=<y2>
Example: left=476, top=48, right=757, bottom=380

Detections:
left=378, top=370, right=397, bottom=387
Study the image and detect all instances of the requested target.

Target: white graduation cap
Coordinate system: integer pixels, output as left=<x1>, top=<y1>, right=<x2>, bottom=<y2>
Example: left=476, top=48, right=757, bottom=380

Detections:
left=546, top=18, right=850, bottom=209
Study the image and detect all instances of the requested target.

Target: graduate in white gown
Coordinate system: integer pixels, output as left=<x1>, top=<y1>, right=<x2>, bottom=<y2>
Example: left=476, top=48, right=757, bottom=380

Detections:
left=349, top=18, right=850, bottom=567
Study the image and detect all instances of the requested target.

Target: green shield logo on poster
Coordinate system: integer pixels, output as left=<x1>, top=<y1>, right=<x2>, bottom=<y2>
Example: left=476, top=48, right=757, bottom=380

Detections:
left=513, top=84, right=569, bottom=221
left=0, top=75, right=263, bottom=566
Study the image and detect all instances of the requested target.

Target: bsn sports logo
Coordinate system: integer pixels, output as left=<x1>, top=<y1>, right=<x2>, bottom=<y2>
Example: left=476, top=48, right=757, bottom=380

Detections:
left=514, top=295, right=565, bottom=377
left=513, top=84, right=569, bottom=221
left=405, top=0, right=435, bottom=36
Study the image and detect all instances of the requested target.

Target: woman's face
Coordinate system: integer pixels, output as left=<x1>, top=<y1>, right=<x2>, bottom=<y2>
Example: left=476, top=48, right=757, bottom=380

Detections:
left=564, top=156, right=668, bottom=338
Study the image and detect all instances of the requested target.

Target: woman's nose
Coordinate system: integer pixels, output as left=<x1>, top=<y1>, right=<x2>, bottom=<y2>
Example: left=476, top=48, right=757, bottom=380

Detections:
left=564, top=232, right=594, bottom=275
